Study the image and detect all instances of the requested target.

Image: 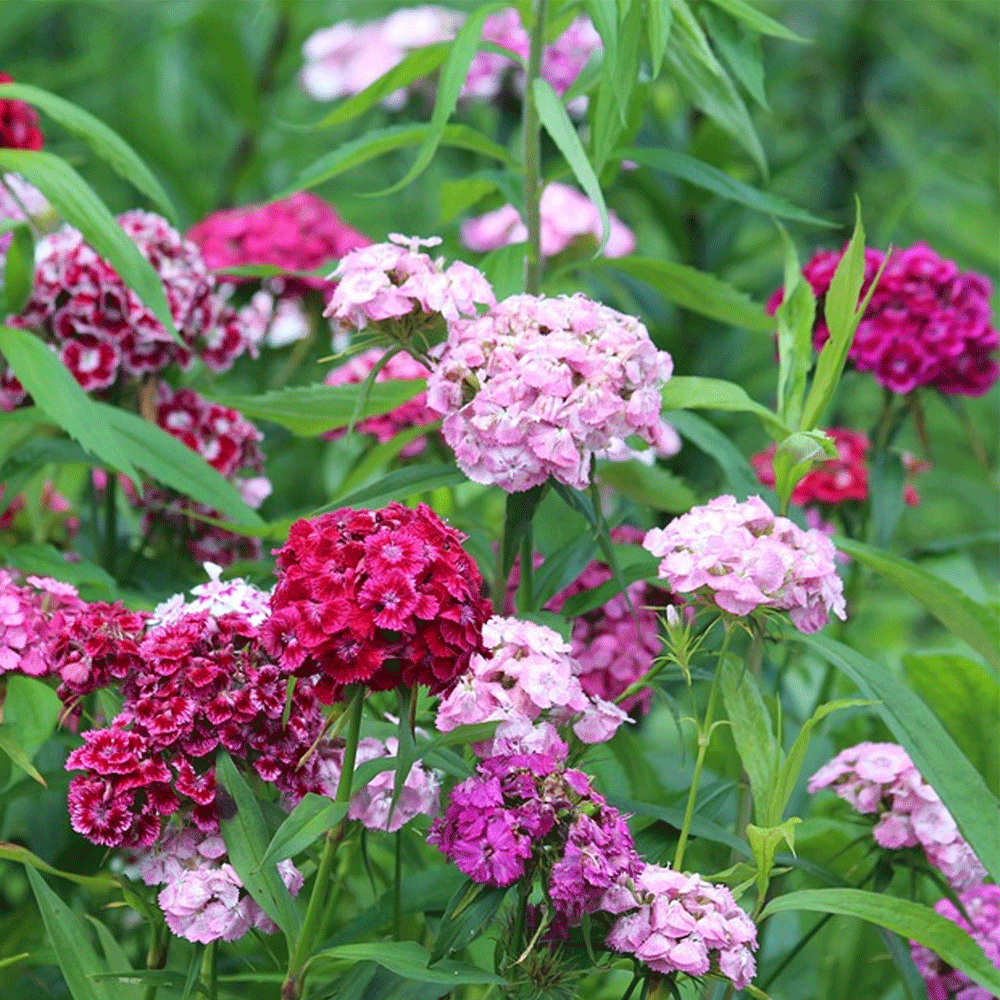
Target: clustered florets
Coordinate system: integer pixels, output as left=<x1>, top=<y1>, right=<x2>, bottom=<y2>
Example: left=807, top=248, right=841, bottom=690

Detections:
left=0, top=570, right=85, bottom=677
left=643, top=494, right=847, bottom=634
left=0, top=72, right=44, bottom=150
left=427, top=293, right=676, bottom=493
left=808, top=741, right=986, bottom=890
left=265, top=502, right=491, bottom=702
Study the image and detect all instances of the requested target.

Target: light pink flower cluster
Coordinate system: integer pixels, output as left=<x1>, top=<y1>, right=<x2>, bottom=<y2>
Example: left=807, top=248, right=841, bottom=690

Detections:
left=427, top=293, right=676, bottom=492
left=770, top=243, right=998, bottom=397
left=0, top=173, right=49, bottom=259
left=435, top=615, right=630, bottom=748
left=322, top=347, right=434, bottom=457
left=4, top=211, right=259, bottom=404
left=461, top=183, right=635, bottom=260
left=151, top=562, right=271, bottom=629
left=0, top=571, right=84, bottom=677
left=137, top=827, right=303, bottom=944
left=643, top=495, right=846, bottom=634
left=325, top=234, right=495, bottom=339
left=808, top=742, right=987, bottom=890
left=910, top=883, right=1000, bottom=1000
left=304, top=736, right=440, bottom=833
left=603, top=864, right=758, bottom=989
left=300, top=7, right=463, bottom=107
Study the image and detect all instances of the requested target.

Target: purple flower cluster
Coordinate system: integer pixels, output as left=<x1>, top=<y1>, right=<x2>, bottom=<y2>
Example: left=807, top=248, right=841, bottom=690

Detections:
left=603, top=864, right=758, bottom=989
left=808, top=742, right=987, bottom=890
left=435, top=615, right=629, bottom=748
left=428, top=748, right=642, bottom=928
left=910, top=883, right=1000, bottom=1000
left=643, top=495, right=846, bottom=634
left=427, top=293, right=676, bottom=492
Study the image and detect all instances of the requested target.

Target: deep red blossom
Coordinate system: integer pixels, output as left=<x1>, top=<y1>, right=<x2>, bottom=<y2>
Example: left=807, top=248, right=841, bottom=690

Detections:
left=0, top=73, right=44, bottom=150
left=267, top=502, right=490, bottom=701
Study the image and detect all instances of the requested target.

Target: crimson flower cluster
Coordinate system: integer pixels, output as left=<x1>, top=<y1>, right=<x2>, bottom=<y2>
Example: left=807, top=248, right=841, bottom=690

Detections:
left=428, top=748, right=642, bottom=930
left=265, top=503, right=491, bottom=702
left=0, top=72, right=44, bottom=150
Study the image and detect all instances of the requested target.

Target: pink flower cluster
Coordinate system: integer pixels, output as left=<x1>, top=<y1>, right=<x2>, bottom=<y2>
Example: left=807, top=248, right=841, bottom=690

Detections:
left=771, top=243, right=998, bottom=397
left=5, top=211, right=260, bottom=402
left=808, top=742, right=987, bottom=890
left=910, top=883, right=1000, bottom=1000
left=643, top=495, right=846, bottom=634
left=325, top=234, right=495, bottom=337
left=322, top=347, right=434, bottom=457
left=304, top=735, right=440, bottom=833
left=0, top=173, right=49, bottom=260
left=604, top=864, right=758, bottom=989
left=461, top=183, right=635, bottom=260
left=265, top=503, right=491, bottom=702
left=752, top=428, right=929, bottom=509
left=187, top=192, right=370, bottom=298
left=0, top=73, right=44, bottom=150
left=136, top=827, right=303, bottom=944
left=428, top=747, right=642, bottom=929
left=300, top=7, right=463, bottom=107
left=435, top=615, right=629, bottom=747
left=427, top=294, right=676, bottom=492
left=0, top=571, right=84, bottom=677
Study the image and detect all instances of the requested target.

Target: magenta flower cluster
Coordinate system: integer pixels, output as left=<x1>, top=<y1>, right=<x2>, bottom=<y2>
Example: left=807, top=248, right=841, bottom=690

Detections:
left=323, top=347, right=434, bottom=457
left=603, top=864, right=759, bottom=989
left=325, top=234, right=495, bottom=336
left=136, top=827, right=303, bottom=944
left=808, top=741, right=986, bottom=890
left=427, top=293, right=676, bottom=492
left=910, top=883, right=1000, bottom=1000
left=461, top=183, right=636, bottom=260
left=434, top=614, right=630, bottom=748
left=643, top=494, right=847, bottom=634
left=771, top=242, right=998, bottom=397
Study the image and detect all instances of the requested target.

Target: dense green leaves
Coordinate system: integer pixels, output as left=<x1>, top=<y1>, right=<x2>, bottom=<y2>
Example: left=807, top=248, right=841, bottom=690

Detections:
left=313, top=941, right=502, bottom=986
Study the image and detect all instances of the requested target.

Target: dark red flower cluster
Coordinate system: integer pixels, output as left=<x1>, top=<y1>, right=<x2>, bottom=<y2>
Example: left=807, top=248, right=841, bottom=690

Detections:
left=6, top=211, right=260, bottom=402
left=265, top=503, right=491, bottom=702
left=65, top=607, right=328, bottom=848
left=187, top=192, right=370, bottom=299
left=769, top=243, right=998, bottom=396
left=0, top=73, right=44, bottom=150
left=752, top=427, right=929, bottom=508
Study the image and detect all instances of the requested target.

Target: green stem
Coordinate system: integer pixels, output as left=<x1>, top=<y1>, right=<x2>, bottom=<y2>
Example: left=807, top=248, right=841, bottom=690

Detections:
left=102, top=471, right=118, bottom=574
left=516, top=523, right=534, bottom=613
left=393, top=828, right=403, bottom=939
left=200, top=940, right=217, bottom=1000
left=521, top=0, right=549, bottom=295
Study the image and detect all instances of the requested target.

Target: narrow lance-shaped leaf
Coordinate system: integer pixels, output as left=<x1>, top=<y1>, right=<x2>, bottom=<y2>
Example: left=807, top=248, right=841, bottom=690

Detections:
left=645, top=0, right=673, bottom=77
left=702, top=0, right=809, bottom=41
left=660, top=375, right=788, bottom=437
left=774, top=227, right=817, bottom=429
left=1, top=220, right=34, bottom=314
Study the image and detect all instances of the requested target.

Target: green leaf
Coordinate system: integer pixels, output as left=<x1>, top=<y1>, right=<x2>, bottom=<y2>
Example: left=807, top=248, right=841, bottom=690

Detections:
left=599, top=256, right=774, bottom=334
left=2, top=841, right=119, bottom=890
left=747, top=818, right=800, bottom=901
left=430, top=881, right=511, bottom=965
left=0, top=151, right=178, bottom=343
left=797, top=632, right=1000, bottom=882
left=0, top=325, right=139, bottom=482
left=314, top=43, right=451, bottom=129
left=609, top=795, right=748, bottom=854
left=0, top=725, right=46, bottom=786
left=771, top=429, right=837, bottom=515
left=85, top=916, right=141, bottom=1000
left=26, top=866, right=114, bottom=1000
left=667, top=410, right=763, bottom=499
left=216, top=752, right=302, bottom=942
left=501, top=484, right=548, bottom=585
left=533, top=533, right=600, bottom=610
left=0, top=82, right=176, bottom=221
left=2, top=220, right=34, bottom=314
left=704, top=6, right=769, bottom=110
left=213, top=379, right=424, bottom=437
left=262, top=795, right=348, bottom=867
left=329, top=463, right=466, bottom=510
left=533, top=77, right=610, bottom=251
left=761, top=889, right=1000, bottom=997
left=646, top=0, right=673, bottom=77
left=93, top=403, right=262, bottom=526
left=836, top=537, right=1000, bottom=678
left=619, top=148, right=832, bottom=226
left=314, top=941, right=503, bottom=986
left=0, top=675, right=61, bottom=791
left=660, top=375, right=788, bottom=437
left=774, top=228, right=817, bottom=430
left=478, top=242, right=526, bottom=301
left=701, top=0, right=808, bottom=41
left=596, top=459, right=696, bottom=513
left=556, top=550, right=660, bottom=619
left=0, top=543, right=116, bottom=599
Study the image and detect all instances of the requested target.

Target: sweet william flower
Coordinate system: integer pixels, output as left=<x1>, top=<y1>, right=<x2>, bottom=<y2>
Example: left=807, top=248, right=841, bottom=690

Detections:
left=0, top=73, right=44, bottom=150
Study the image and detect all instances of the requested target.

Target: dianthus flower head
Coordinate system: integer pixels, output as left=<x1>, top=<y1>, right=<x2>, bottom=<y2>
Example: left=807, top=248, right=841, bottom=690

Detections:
left=265, top=502, right=491, bottom=701
left=322, top=347, right=435, bottom=457
left=429, top=749, right=642, bottom=926
left=808, top=741, right=986, bottom=890
left=642, top=494, right=847, bottom=634
left=427, top=293, right=675, bottom=493
left=6, top=211, right=259, bottom=400
left=603, top=864, right=758, bottom=989
left=910, top=883, right=1000, bottom=1000
left=435, top=614, right=630, bottom=748
left=136, top=826, right=303, bottom=943
left=324, top=234, right=495, bottom=340
left=187, top=192, right=370, bottom=299
left=461, top=183, right=635, bottom=260
left=151, top=562, right=271, bottom=629
left=0, top=73, right=44, bottom=150
left=770, top=243, right=998, bottom=397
